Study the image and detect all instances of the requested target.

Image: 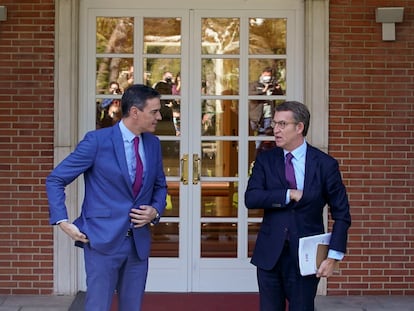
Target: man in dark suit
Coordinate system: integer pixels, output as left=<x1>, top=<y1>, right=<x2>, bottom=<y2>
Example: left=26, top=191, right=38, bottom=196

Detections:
left=46, top=84, right=167, bottom=311
left=245, top=101, right=351, bottom=311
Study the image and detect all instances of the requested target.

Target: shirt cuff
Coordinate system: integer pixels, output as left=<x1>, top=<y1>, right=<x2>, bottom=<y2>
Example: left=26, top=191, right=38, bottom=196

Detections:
left=285, top=189, right=290, bottom=204
left=328, top=249, right=344, bottom=261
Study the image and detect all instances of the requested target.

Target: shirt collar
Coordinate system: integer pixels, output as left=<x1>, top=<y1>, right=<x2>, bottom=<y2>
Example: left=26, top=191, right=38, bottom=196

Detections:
left=119, top=120, right=140, bottom=143
left=284, top=140, right=307, bottom=160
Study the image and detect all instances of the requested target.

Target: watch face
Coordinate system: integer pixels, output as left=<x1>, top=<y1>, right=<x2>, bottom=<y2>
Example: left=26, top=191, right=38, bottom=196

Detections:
left=151, top=212, right=161, bottom=225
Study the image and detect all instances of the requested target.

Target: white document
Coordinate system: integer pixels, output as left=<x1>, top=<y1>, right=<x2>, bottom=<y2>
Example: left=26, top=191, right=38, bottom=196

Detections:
left=298, top=232, right=331, bottom=276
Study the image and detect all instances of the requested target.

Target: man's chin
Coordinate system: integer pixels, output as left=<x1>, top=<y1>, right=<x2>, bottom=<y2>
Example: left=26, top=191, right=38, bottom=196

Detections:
left=274, top=140, right=284, bottom=148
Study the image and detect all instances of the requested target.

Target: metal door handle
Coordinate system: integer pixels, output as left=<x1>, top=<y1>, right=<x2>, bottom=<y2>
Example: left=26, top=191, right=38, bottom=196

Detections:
left=193, top=154, right=201, bottom=184
left=180, top=154, right=188, bottom=185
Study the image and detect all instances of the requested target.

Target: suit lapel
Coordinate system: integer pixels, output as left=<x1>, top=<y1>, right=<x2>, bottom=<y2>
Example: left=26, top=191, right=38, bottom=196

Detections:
left=111, top=124, right=133, bottom=193
left=140, top=133, right=151, bottom=188
left=271, top=147, right=287, bottom=187
left=303, top=145, right=318, bottom=192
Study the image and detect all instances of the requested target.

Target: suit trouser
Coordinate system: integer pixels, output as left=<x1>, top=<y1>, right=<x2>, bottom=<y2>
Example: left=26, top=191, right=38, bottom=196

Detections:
left=83, top=235, right=148, bottom=311
left=257, top=241, right=320, bottom=311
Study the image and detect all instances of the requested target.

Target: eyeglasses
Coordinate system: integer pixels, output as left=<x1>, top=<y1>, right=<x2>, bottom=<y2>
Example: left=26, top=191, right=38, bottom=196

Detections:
left=270, top=120, right=298, bottom=129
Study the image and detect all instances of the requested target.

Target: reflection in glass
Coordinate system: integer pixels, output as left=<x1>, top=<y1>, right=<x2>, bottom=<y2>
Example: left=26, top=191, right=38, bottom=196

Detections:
left=248, top=208, right=264, bottom=219
left=144, top=58, right=181, bottom=137
left=201, top=18, right=240, bottom=55
left=151, top=222, right=179, bottom=257
left=201, top=223, right=237, bottom=258
left=144, top=58, right=181, bottom=95
left=248, top=222, right=261, bottom=257
left=249, top=18, right=286, bottom=55
left=248, top=70, right=282, bottom=154
left=96, top=57, right=134, bottom=95
left=201, top=100, right=238, bottom=137
left=96, top=17, right=134, bottom=54
left=144, top=18, right=181, bottom=54
left=202, top=59, right=239, bottom=96
left=249, top=59, right=286, bottom=95
left=164, top=181, right=179, bottom=217
left=201, top=181, right=238, bottom=217
left=247, top=141, right=269, bottom=219
left=201, top=141, right=238, bottom=177
left=160, top=140, right=180, bottom=174
left=248, top=140, right=276, bottom=174
left=96, top=97, right=122, bottom=129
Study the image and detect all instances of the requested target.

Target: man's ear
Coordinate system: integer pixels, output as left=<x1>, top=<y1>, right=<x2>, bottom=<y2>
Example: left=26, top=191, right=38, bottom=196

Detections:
left=296, top=122, right=305, bottom=134
left=130, top=106, right=140, bottom=119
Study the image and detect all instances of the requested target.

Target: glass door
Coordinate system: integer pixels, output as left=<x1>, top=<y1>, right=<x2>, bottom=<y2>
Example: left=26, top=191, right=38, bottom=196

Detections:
left=92, top=9, right=191, bottom=291
left=86, top=7, right=298, bottom=292
left=189, top=10, right=293, bottom=291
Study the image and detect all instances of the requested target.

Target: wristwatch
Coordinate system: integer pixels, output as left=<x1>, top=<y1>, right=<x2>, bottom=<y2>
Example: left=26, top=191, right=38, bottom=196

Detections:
left=151, top=211, right=160, bottom=225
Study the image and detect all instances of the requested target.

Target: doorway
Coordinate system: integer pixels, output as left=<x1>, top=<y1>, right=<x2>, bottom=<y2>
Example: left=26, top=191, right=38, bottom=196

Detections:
left=82, top=7, right=300, bottom=292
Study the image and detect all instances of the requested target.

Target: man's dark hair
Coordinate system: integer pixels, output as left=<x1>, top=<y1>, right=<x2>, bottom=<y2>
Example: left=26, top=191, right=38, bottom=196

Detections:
left=121, top=84, right=160, bottom=117
left=262, top=66, right=273, bottom=74
left=275, top=101, right=310, bottom=136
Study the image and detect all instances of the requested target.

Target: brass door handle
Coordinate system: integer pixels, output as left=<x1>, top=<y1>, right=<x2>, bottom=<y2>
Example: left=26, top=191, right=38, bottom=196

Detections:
left=180, top=154, right=188, bottom=185
left=193, top=154, right=201, bottom=184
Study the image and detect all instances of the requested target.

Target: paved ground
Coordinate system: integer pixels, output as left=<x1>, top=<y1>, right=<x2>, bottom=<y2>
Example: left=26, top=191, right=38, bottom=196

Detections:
left=314, top=295, right=414, bottom=311
left=0, top=294, right=73, bottom=311
left=0, top=294, right=413, bottom=310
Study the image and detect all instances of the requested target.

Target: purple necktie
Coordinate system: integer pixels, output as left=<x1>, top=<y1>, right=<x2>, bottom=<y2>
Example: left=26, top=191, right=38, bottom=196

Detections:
left=132, top=137, right=143, bottom=196
left=285, top=152, right=297, bottom=189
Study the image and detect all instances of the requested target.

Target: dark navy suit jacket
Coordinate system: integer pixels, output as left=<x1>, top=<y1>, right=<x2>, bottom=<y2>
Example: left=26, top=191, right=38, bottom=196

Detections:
left=46, top=123, right=167, bottom=259
left=245, top=144, right=351, bottom=270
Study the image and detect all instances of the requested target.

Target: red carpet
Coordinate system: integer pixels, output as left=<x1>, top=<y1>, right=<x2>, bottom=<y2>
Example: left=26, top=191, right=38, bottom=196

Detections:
left=111, top=293, right=260, bottom=311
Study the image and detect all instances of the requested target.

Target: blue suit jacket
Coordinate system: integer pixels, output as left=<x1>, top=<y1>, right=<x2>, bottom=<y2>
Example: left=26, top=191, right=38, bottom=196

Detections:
left=46, top=123, right=167, bottom=259
left=245, top=144, right=351, bottom=270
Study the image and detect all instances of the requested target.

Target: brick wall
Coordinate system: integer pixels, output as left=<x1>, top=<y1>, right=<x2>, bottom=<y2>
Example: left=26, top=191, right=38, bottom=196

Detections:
left=329, top=0, right=414, bottom=295
left=0, top=1, right=55, bottom=294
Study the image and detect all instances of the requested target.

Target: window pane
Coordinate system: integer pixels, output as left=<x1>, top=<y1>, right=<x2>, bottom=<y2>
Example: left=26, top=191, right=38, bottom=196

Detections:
left=248, top=59, right=286, bottom=95
left=144, top=59, right=181, bottom=137
left=201, top=18, right=240, bottom=55
left=248, top=222, right=261, bottom=257
left=151, top=222, right=179, bottom=257
left=202, top=59, right=239, bottom=96
left=249, top=18, right=286, bottom=55
left=201, top=182, right=238, bottom=217
left=248, top=208, right=264, bottom=219
left=201, top=223, right=237, bottom=258
left=201, top=100, right=238, bottom=136
left=248, top=139, right=276, bottom=169
left=144, top=58, right=181, bottom=89
left=162, top=141, right=180, bottom=177
left=144, top=18, right=181, bottom=54
left=201, top=141, right=238, bottom=177
left=96, top=17, right=134, bottom=54
left=96, top=57, right=133, bottom=94
left=96, top=96, right=122, bottom=129
left=164, top=181, right=179, bottom=217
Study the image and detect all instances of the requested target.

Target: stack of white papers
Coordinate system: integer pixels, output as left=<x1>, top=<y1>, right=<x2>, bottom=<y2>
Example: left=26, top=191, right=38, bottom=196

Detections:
left=298, top=233, right=332, bottom=276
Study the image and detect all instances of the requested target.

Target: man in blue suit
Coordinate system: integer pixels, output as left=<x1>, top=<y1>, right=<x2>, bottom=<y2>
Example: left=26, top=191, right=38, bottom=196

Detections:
left=245, top=101, right=351, bottom=311
left=46, top=84, right=167, bottom=311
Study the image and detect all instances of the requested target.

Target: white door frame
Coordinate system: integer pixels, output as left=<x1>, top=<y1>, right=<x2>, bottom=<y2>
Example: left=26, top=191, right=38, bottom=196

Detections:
left=53, top=0, right=329, bottom=295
